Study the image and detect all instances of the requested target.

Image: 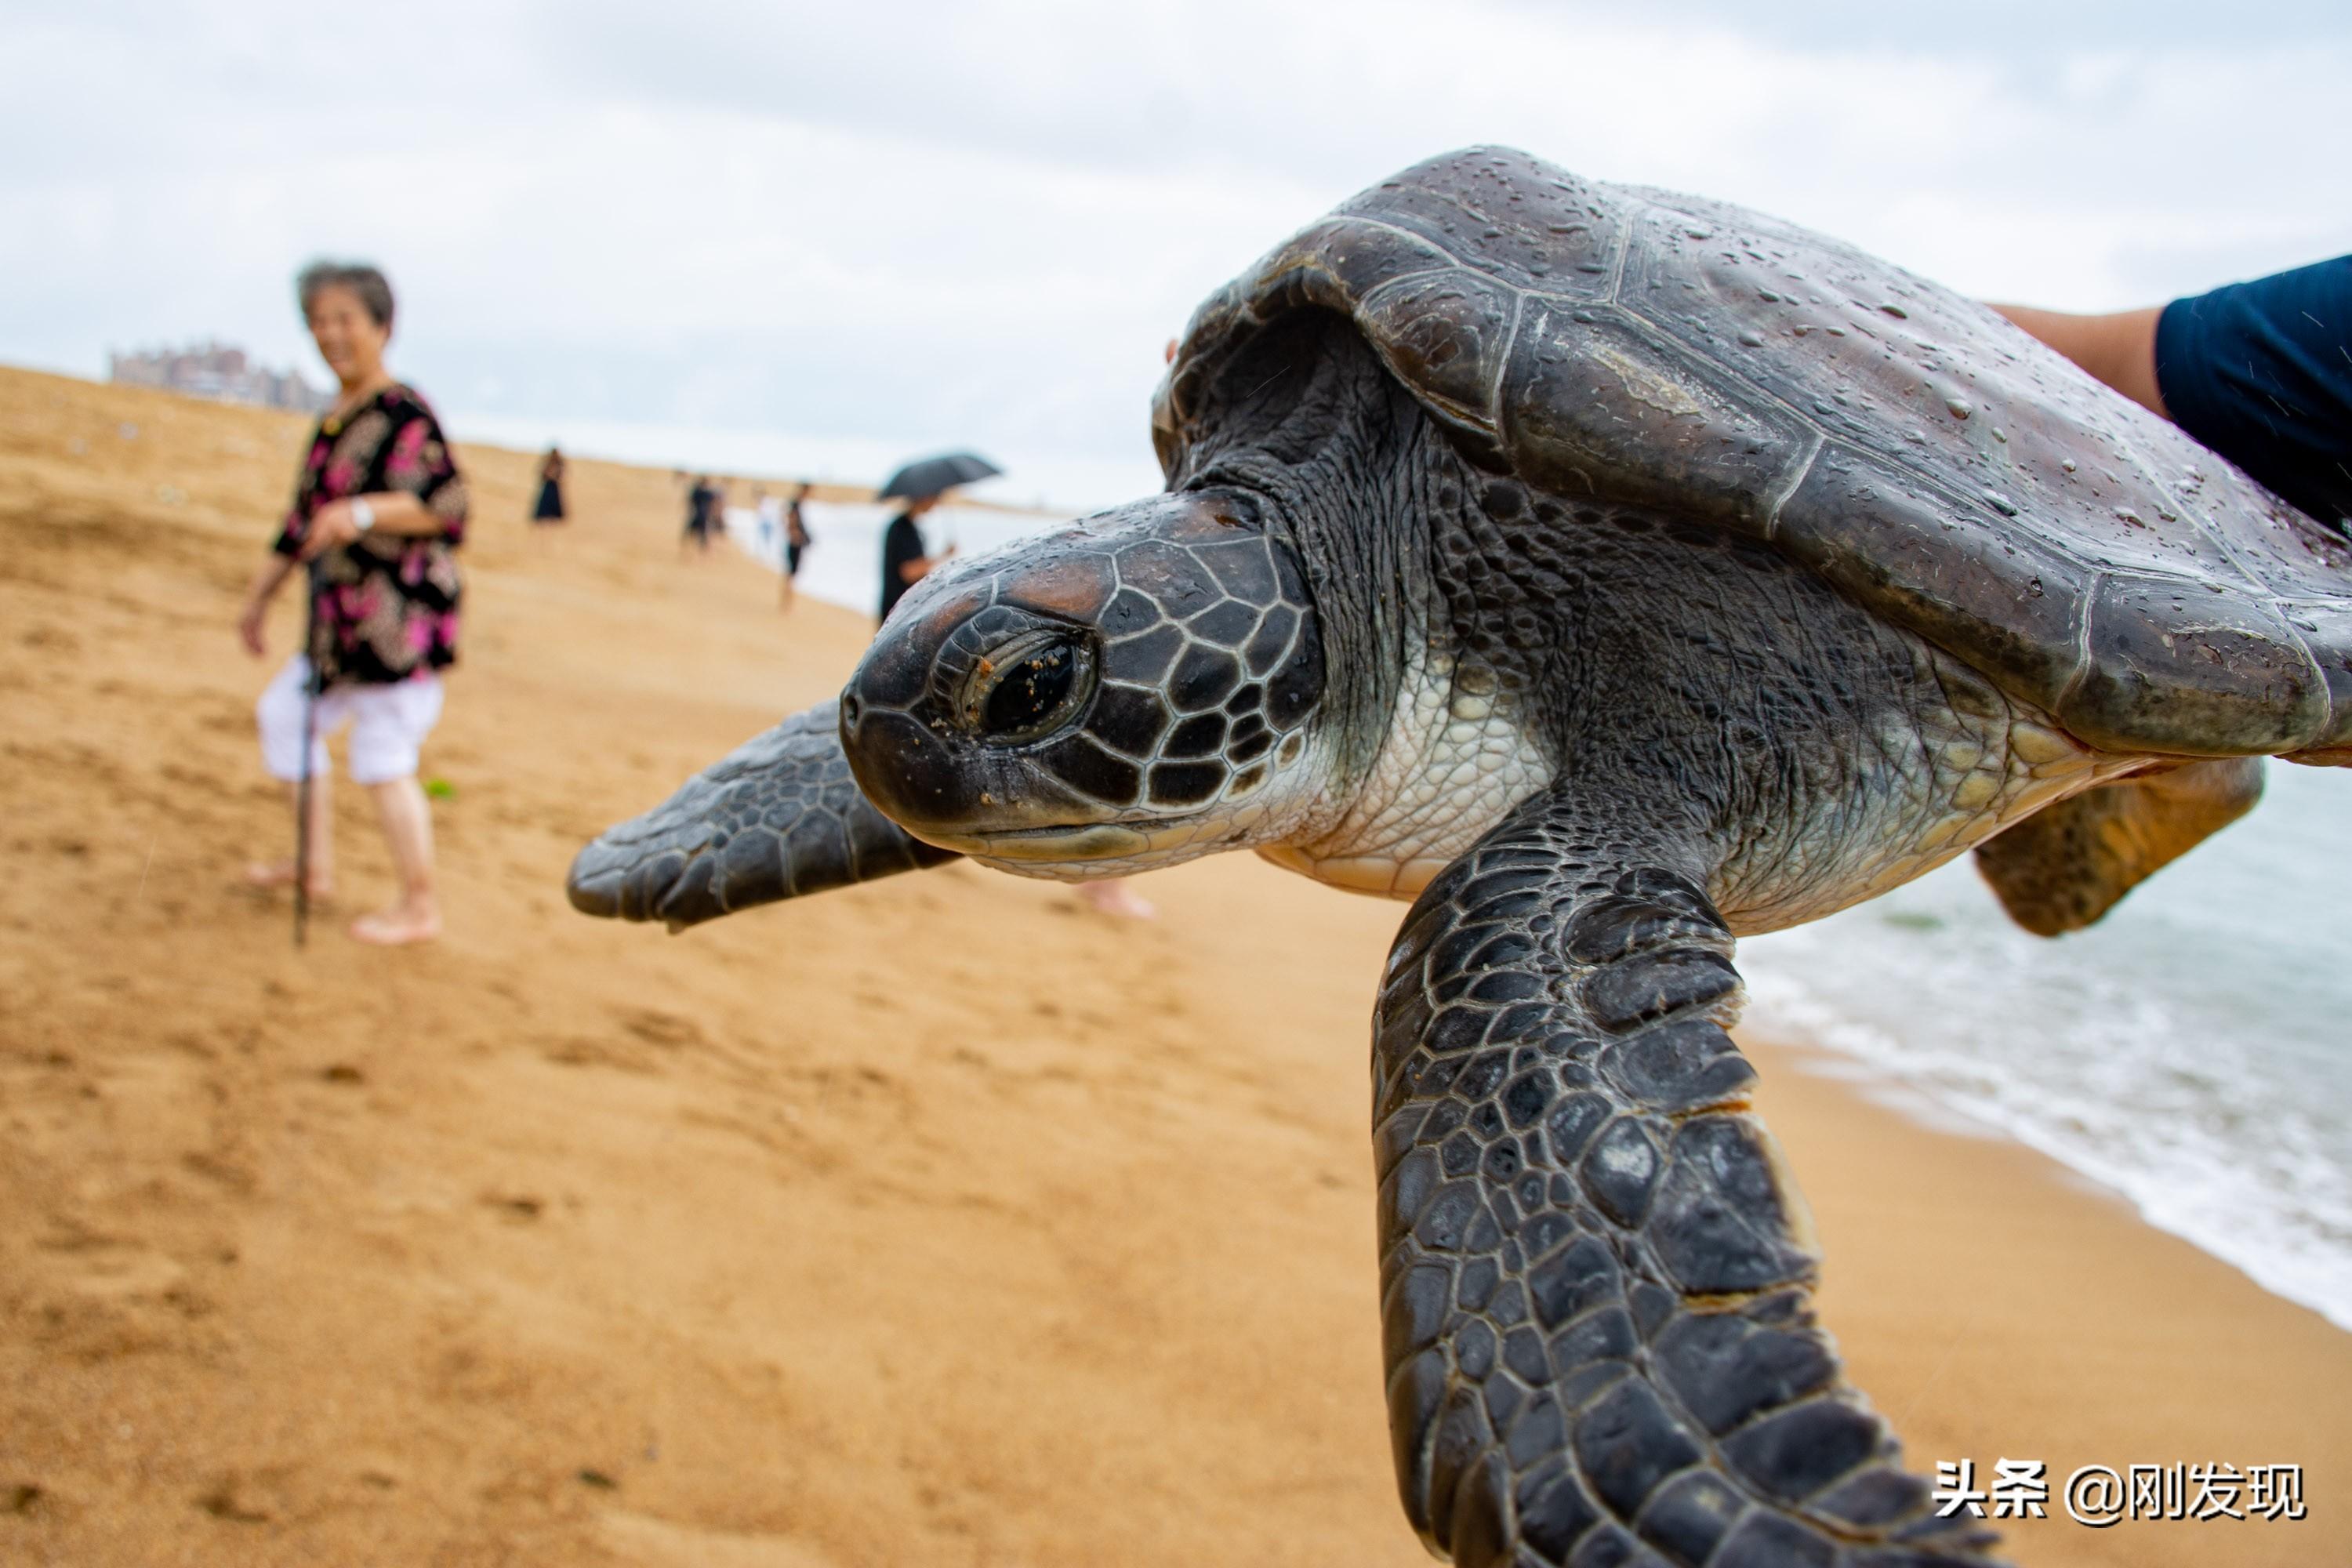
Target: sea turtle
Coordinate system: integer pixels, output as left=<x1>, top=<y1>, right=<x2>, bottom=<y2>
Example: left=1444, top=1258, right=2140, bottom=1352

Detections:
left=568, top=147, right=2351, bottom=1566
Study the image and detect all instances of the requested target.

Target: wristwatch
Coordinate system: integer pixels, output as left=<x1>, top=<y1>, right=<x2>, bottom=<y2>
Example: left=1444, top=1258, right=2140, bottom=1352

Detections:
left=350, top=497, right=376, bottom=535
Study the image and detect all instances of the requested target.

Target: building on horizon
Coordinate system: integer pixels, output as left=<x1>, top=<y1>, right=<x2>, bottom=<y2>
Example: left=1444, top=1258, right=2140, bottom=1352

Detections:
left=108, top=341, right=330, bottom=415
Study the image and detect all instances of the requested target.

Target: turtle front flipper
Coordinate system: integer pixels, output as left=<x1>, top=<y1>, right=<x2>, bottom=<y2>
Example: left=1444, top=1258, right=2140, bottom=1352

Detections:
left=568, top=699, right=959, bottom=931
left=1374, top=795, right=2002, bottom=1566
left=1973, top=758, right=2263, bottom=937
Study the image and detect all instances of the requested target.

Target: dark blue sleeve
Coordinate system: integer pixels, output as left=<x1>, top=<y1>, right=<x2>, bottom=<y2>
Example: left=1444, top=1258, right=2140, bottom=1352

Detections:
left=2154, top=256, right=2352, bottom=527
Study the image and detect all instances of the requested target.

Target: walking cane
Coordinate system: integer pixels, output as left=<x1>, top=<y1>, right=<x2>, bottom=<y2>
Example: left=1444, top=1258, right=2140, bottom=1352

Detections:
left=292, top=561, right=323, bottom=949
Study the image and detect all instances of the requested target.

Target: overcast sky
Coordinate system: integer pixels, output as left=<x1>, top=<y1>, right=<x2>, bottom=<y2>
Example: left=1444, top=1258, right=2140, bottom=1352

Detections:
left=4, top=0, right=2347, bottom=508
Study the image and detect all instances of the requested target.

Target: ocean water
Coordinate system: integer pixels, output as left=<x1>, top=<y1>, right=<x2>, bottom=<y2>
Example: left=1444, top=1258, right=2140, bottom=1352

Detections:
left=725, top=510, right=2352, bottom=1330
left=1742, top=764, right=2352, bottom=1330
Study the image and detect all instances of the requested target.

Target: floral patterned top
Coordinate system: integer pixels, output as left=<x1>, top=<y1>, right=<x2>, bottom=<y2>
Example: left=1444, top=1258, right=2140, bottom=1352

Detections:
left=272, top=384, right=468, bottom=688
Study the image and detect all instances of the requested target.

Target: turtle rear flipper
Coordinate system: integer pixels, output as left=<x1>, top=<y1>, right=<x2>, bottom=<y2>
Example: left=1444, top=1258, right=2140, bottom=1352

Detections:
left=1374, top=795, right=2003, bottom=1566
left=568, top=700, right=958, bottom=931
left=1973, top=759, right=2263, bottom=938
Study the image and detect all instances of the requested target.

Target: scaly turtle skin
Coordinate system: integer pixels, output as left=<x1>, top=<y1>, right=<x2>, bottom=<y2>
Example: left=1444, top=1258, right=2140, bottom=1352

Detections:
left=568, top=148, right=2351, bottom=1566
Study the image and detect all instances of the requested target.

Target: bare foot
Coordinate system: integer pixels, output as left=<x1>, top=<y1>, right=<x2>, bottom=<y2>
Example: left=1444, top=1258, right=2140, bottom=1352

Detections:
left=349, top=902, right=441, bottom=946
left=245, top=861, right=334, bottom=899
left=1076, top=880, right=1157, bottom=920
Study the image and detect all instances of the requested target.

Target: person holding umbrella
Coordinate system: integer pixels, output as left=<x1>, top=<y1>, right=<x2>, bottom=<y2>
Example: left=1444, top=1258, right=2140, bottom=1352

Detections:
left=876, top=451, right=996, bottom=623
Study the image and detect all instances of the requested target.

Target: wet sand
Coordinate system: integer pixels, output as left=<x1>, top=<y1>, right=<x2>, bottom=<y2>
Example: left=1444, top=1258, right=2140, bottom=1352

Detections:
left=1, top=364, right=2344, bottom=1566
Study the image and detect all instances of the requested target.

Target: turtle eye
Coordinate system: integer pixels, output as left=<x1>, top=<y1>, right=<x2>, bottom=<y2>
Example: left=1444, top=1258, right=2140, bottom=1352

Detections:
left=964, top=630, right=1095, bottom=745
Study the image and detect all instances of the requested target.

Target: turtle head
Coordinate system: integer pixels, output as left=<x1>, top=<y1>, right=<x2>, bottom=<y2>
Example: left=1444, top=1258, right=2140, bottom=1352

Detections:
left=840, top=491, right=1327, bottom=877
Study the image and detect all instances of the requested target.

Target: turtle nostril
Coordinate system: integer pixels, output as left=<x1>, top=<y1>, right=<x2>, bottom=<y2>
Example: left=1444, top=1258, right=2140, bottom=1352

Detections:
left=840, top=693, right=864, bottom=729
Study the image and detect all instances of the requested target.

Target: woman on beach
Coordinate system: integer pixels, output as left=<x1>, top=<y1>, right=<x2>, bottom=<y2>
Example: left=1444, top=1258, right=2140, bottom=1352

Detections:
left=780, top=481, right=812, bottom=611
left=234, top=260, right=467, bottom=946
left=531, top=446, right=566, bottom=527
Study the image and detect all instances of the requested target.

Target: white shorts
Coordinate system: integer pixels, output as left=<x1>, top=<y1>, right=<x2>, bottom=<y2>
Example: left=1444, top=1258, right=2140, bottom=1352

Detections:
left=256, top=656, right=445, bottom=786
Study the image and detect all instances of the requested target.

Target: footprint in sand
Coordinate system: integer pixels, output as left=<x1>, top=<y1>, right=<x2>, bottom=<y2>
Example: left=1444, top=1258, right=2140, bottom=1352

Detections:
left=617, top=1007, right=704, bottom=1049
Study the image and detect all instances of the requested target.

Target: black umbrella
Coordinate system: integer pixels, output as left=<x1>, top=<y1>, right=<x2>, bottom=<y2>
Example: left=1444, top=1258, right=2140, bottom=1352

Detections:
left=877, top=451, right=1000, bottom=502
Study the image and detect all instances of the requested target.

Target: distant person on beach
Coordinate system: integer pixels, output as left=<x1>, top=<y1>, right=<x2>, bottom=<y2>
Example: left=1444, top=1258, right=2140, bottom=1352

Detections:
left=757, top=481, right=814, bottom=610
left=1994, top=255, right=2351, bottom=529
left=682, top=473, right=717, bottom=558
left=782, top=481, right=812, bottom=611
left=531, top=446, right=566, bottom=527
left=878, top=492, right=956, bottom=622
left=234, top=260, right=466, bottom=946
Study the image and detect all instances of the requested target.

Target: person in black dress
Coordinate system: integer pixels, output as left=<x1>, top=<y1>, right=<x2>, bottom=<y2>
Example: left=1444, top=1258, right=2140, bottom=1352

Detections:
left=531, top=447, right=566, bottom=526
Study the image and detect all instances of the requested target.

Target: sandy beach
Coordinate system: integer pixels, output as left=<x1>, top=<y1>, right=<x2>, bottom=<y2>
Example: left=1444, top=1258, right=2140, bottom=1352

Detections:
left=2, top=362, right=2346, bottom=1566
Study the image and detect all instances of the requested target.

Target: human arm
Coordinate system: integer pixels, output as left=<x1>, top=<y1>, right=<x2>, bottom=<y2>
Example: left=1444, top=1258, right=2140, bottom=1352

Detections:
left=292, top=492, right=448, bottom=560
left=1997, top=257, right=2352, bottom=525
left=274, top=397, right=471, bottom=561
left=235, top=551, right=299, bottom=656
left=1989, top=303, right=2169, bottom=419
left=897, top=543, right=957, bottom=583
left=239, top=491, right=441, bottom=650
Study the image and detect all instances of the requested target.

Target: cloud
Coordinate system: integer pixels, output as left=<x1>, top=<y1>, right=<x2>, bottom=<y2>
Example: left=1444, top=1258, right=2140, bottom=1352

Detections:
left=2, top=0, right=2345, bottom=506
